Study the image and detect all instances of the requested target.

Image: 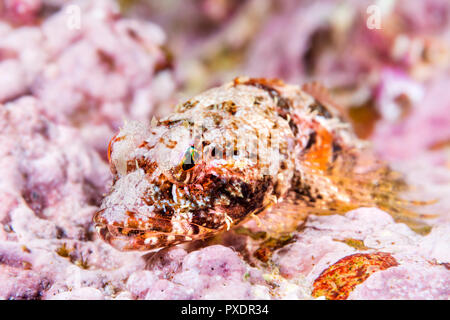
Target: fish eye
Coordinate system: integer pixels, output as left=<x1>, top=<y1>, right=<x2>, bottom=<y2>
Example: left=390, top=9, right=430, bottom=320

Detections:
left=181, top=146, right=200, bottom=171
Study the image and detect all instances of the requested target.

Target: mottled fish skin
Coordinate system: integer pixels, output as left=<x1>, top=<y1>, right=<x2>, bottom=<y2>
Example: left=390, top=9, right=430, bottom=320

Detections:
left=93, top=77, right=370, bottom=251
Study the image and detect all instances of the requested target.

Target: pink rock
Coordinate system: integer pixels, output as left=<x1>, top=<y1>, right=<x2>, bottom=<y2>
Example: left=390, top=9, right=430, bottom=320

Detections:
left=48, top=287, right=105, bottom=300
left=395, top=0, right=450, bottom=32
left=165, top=245, right=254, bottom=299
left=1, top=0, right=42, bottom=25
left=145, top=279, right=193, bottom=300
left=372, top=75, right=450, bottom=161
left=418, top=225, right=450, bottom=263
left=273, top=237, right=353, bottom=278
left=245, top=1, right=336, bottom=82
left=0, top=0, right=449, bottom=301
left=0, top=0, right=177, bottom=154
left=181, top=245, right=246, bottom=278
left=271, top=206, right=450, bottom=299
left=145, top=246, right=187, bottom=276
left=305, top=207, right=396, bottom=240
left=0, top=97, right=110, bottom=241
left=374, top=69, right=424, bottom=123
left=126, top=270, right=158, bottom=299
left=0, top=265, right=50, bottom=300
left=348, top=264, right=450, bottom=300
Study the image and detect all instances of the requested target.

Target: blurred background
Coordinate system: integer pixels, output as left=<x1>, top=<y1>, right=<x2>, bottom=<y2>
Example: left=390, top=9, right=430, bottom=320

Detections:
left=1, top=0, right=449, bottom=164
left=124, top=0, right=450, bottom=165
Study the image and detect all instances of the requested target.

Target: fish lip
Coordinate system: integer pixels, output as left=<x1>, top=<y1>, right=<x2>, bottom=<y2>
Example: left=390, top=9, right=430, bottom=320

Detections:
left=94, top=221, right=166, bottom=251
left=93, top=206, right=227, bottom=251
left=92, top=208, right=194, bottom=251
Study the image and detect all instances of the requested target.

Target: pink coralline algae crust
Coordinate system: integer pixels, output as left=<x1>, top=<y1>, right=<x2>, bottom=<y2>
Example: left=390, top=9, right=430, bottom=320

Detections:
left=348, top=264, right=450, bottom=300
left=371, top=73, right=450, bottom=161
left=0, top=96, right=146, bottom=299
left=0, top=97, right=110, bottom=241
left=0, top=98, right=448, bottom=300
left=0, top=0, right=177, bottom=153
left=0, top=0, right=42, bottom=25
left=127, top=246, right=258, bottom=300
left=243, top=0, right=450, bottom=161
left=272, top=237, right=354, bottom=280
left=0, top=265, right=50, bottom=300
left=245, top=0, right=450, bottom=86
left=0, top=0, right=449, bottom=301
left=270, top=208, right=449, bottom=299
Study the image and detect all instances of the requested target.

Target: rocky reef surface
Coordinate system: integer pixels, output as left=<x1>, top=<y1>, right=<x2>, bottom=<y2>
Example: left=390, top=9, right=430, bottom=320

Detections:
left=0, top=0, right=448, bottom=299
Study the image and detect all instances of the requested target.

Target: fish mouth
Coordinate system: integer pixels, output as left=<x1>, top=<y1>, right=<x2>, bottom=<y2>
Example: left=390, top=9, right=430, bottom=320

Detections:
left=93, top=208, right=220, bottom=251
left=95, top=223, right=193, bottom=251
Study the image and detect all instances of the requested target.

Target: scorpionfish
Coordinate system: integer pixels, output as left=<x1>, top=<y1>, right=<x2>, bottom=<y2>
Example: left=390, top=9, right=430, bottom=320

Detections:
left=94, top=77, right=427, bottom=251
